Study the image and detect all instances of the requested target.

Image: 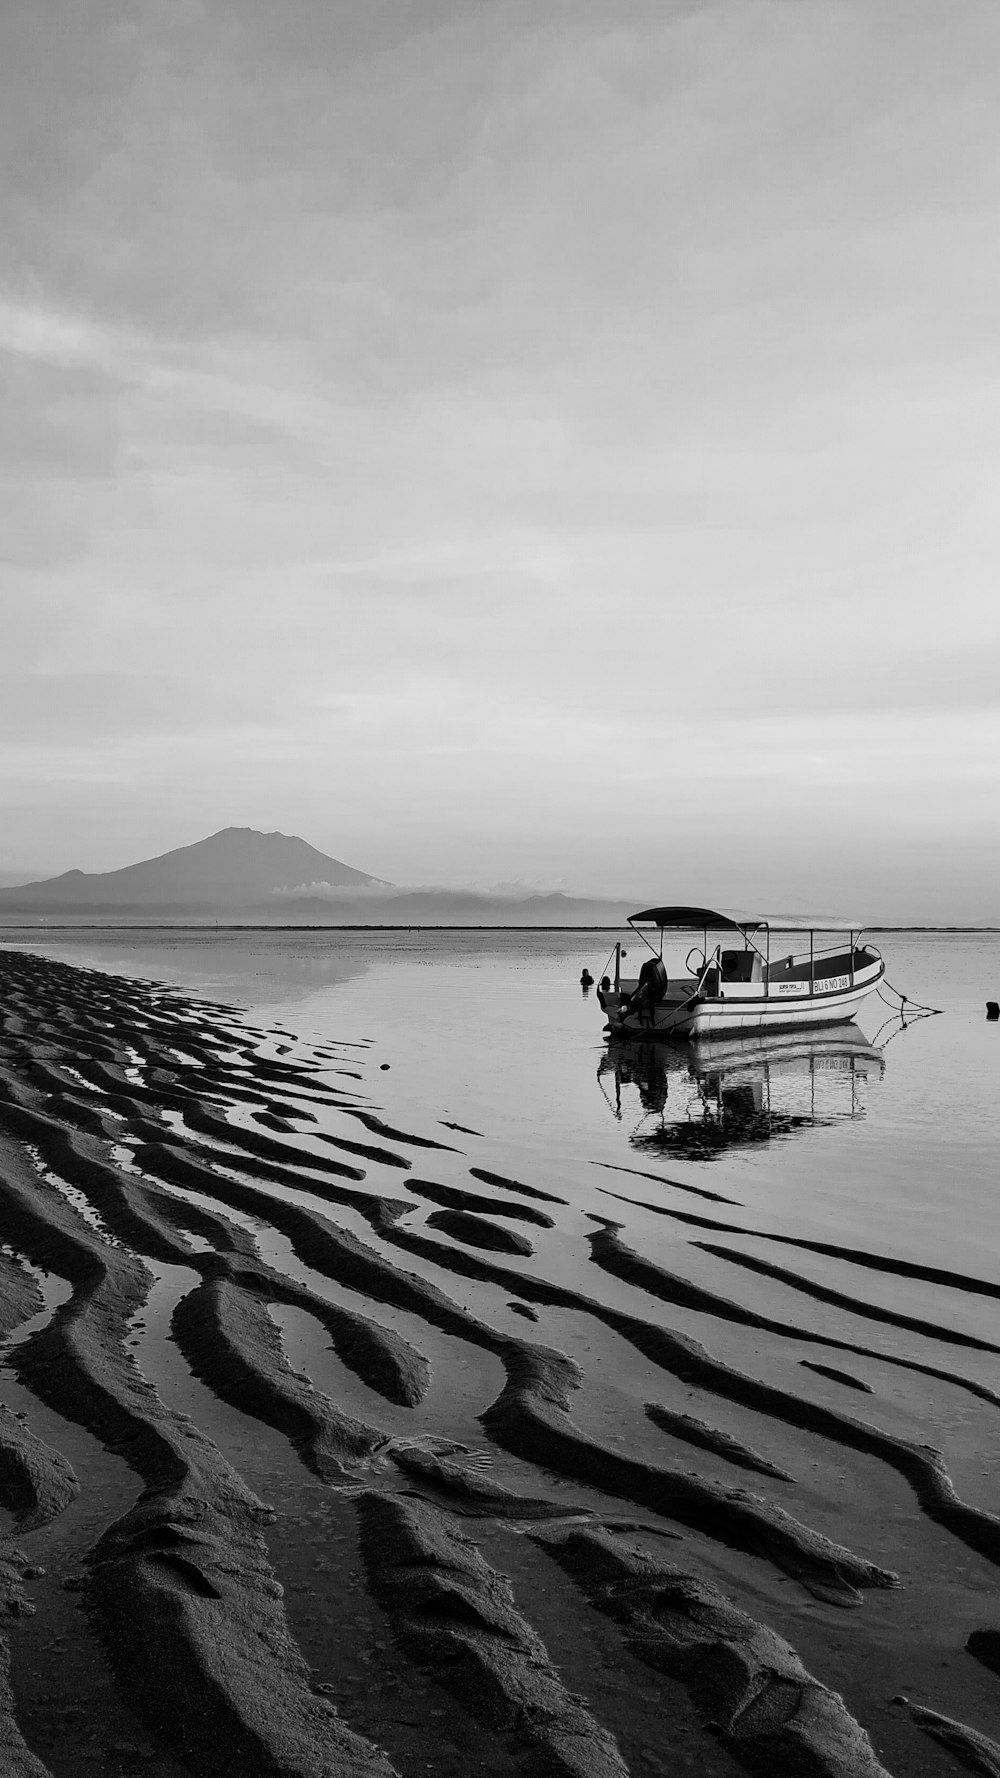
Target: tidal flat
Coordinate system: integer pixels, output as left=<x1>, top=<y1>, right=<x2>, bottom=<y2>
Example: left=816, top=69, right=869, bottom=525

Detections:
left=0, top=930, right=999, bottom=1778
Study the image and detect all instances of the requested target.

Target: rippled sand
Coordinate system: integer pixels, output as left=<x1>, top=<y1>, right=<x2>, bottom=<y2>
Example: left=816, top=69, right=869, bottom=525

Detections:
left=1, top=948, right=998, bottom=1778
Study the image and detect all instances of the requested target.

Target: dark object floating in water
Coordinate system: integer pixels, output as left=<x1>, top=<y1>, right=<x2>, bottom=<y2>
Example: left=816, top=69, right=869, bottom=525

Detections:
left=988, top=1002, right=999, bottom=1021
left=800, top=1360, right=873, bottom=1393
left=380, top=1062, right=391, bottom=1070
left=580, top=969, right=594, bottom=988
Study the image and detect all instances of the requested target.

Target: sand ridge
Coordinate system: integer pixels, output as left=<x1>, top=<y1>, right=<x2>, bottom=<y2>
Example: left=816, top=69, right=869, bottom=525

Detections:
left=0, top=947, right=997, bottom=1776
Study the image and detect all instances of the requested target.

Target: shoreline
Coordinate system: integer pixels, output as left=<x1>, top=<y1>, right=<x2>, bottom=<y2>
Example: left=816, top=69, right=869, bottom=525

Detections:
left=1, top=947, right=998, bottom=1778
left=2, top=923, right=1000, bottom=933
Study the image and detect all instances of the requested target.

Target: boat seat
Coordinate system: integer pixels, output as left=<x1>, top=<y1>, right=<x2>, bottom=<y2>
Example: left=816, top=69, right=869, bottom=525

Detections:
left=720, top=949, right=758, bottom=983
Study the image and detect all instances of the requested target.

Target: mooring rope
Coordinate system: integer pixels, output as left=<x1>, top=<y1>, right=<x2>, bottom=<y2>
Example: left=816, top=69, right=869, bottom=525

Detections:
left=876, top=977, right=943, bottom=1018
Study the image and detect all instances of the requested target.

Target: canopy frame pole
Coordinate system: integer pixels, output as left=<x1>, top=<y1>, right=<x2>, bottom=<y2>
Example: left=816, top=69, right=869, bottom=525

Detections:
left=628, top=917, right=664, bottom=960
left=741, top=921, right=770, bottom=972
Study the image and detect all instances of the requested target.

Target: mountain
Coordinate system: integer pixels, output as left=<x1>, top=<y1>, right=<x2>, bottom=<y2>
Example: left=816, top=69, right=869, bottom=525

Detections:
left=0, top=827, right=633, bottom=925
left=0, top=827, right=380, bottom=913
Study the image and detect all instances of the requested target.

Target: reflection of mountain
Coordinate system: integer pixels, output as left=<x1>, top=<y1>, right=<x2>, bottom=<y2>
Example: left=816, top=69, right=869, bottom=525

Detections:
left=0, top=931, right=376, bottom=1010
left=598, top=1025, right=884, bottom=1160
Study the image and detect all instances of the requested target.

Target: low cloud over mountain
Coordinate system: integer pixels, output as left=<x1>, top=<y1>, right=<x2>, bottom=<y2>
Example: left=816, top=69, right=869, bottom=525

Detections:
left=0, top=828, right=629, bottom=926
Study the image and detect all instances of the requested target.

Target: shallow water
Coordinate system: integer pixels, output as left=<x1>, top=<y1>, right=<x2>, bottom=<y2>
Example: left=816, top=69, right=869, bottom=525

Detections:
left=2, top=925, right=999, bottom=1775
left=3, top=926, right=996, bottom=1276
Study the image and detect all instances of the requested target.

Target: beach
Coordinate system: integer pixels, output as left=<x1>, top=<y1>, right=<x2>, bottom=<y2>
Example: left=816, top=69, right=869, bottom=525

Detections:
left=1, top=939, right=999, bottom=1778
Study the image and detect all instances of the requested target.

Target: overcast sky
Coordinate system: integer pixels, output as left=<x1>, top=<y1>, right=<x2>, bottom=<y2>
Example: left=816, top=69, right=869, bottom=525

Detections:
left=2, top=0, right=999, bottom=918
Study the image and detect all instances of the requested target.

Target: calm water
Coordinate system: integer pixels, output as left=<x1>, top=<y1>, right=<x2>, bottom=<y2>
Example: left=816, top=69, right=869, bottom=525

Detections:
left=2, top=926, right=997, bottom=1282
left=5, top=923, right=1000, bottom=1771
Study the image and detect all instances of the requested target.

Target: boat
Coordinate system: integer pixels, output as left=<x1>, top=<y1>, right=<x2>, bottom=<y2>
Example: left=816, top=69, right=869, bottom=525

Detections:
left=596, top=906, right=885, bottom=1039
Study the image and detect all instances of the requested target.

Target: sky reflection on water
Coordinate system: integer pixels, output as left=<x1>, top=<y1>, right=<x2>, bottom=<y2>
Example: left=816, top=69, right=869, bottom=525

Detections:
left=1, top=927, right=997, bottom=1288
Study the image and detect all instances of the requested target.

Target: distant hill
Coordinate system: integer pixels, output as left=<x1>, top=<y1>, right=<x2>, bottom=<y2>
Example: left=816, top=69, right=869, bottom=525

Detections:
left=0, top=826, right=634, bottom=926
left=271, top=888, right=633, bottom=927
left=0, top=827, right=380, bottom=914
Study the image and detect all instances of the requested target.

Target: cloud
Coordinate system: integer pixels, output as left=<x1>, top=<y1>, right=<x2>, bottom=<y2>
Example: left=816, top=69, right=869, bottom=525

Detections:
left=2, top=2, right=1000, bottom=916
left=0, top=297, right=128, bottom=368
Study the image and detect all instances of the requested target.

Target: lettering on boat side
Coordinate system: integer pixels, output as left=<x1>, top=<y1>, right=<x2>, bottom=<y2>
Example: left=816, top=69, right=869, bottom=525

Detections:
left=773, top=973, right=851, bottom=997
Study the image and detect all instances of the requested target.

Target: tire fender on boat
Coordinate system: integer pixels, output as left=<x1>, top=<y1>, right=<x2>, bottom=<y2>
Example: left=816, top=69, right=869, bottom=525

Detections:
left=621, top=955, right=668, bottom=1018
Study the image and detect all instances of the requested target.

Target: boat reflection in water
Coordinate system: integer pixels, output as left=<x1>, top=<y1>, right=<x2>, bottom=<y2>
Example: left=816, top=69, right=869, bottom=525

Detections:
left=597, top=1023, right=885, bottom=1160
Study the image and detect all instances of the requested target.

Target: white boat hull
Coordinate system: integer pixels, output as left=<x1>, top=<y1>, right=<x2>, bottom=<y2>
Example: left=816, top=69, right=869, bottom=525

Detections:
left=600, top=960, right=884, bottom=1039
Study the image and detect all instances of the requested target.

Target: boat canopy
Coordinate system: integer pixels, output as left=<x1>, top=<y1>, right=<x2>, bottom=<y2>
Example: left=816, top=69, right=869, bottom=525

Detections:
left=628, top=906, right=868, bottom=934
left=628, top=906, right=753, bottom=932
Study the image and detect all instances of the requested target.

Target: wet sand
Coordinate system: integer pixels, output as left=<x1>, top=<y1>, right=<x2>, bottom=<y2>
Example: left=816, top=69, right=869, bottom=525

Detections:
left=0, top=949, right=998, bottom=1777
